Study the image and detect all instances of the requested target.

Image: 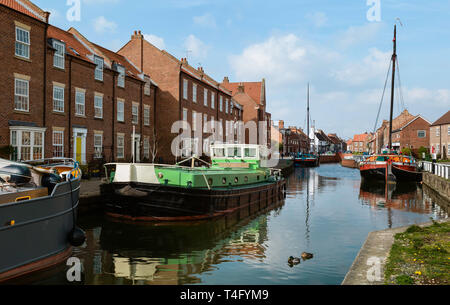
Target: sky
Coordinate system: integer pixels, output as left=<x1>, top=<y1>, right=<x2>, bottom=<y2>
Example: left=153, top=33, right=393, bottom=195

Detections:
left=34, top=0, right=450, bottom=139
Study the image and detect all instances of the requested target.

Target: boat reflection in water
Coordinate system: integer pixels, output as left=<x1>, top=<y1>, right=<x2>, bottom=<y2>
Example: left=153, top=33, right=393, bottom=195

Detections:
left=359, top=181, right=448, bottom=228
left=75, top=200, right=283, bottom=285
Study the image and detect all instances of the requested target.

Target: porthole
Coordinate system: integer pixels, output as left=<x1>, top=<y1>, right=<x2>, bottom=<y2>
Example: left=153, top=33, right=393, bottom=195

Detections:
left=222, top=177, right=227, bottom=184
left=244, top=176, right=249, bottom=182
left=257, top=176, right=260, bottom=181
left=208, top=178, right=213, bottom=185
left=234, top=177, right=239, bottom=183
left=158, top=172, right=164, bottom=179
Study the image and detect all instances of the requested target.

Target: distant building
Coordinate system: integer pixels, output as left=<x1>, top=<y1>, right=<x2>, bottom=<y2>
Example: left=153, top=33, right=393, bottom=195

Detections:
left=430, top=110, right=450, bottom=159
left=352, top=133, right=370, bottom=153
left=315, top=130, right=331, bottom=154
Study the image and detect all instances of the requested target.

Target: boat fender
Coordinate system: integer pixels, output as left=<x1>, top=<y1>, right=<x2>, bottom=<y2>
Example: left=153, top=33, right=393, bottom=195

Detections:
left=41, top=173, right=63, bottom=195
left=68, top=226, right=86, bottom=247
left=1, top=165, right=31, bottom=185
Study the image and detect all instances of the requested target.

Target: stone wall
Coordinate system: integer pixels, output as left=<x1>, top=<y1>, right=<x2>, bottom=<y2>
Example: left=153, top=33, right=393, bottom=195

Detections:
left=422, top=172, right=450, bottom=203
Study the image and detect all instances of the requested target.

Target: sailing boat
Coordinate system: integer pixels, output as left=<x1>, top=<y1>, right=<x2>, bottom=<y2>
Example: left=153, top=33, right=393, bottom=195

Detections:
left=294, top=83, right=320, bottom=167
left=359, top=25, right=422, bottom=183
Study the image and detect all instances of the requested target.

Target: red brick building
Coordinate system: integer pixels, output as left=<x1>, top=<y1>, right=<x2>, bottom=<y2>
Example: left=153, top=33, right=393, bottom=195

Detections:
left=0, top=1, right=157, bottom=164
left=118, top=32, right=241, bottom=163
left=430, top=110, right=450, bottom=159
left=391, top=115, right=431, bottom=154
left=220, top=78, right=271, bottom=146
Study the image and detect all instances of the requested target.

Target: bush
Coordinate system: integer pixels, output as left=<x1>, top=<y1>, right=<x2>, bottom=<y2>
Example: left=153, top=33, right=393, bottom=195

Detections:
left=405, top=225, right=424, bottom=233
left=395, top=275, right=414, bottom=285
left=401, top=147, right=412, bottom=156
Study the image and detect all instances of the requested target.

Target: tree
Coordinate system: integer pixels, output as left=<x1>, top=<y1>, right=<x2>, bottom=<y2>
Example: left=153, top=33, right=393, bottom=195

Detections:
left=401, top=147, right=412, bottom=156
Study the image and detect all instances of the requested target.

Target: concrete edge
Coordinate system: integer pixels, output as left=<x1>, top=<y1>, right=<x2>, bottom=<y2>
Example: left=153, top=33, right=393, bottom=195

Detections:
left=342, top=218, right=450, bottom=285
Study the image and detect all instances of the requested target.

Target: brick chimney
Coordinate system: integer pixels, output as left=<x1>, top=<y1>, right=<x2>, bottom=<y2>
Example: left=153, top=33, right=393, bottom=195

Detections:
left=237, top=82, right=245, bottom=93
left=181, top=58, right=188, bottom=65
left=278, top=120, right=284, bottom=129
left=197, top=66, right=204, bottom=76
left=132, top=30, right=144, bottom=40
left=223, top=76, right=229, bottom=84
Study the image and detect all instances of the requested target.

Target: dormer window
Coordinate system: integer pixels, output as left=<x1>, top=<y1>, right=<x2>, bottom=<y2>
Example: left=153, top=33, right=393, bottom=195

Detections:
left=117, top=65, right=125, bottom=88
left=94, top=56, right=104, bottom=81
left=53, top=40, right=65, bottom=69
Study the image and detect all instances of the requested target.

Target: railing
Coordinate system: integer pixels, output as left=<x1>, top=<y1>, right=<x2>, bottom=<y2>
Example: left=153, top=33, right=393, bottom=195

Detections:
left=420, top=161, right=450, bottom=180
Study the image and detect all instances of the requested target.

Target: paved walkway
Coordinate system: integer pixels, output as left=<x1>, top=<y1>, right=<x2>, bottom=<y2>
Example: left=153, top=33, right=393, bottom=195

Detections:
left=342, top=218, right=450, bottom=285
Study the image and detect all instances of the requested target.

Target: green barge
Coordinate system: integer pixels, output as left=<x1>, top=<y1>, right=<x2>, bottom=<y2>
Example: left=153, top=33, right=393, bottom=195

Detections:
left=101, top=144, right=286, bottom=222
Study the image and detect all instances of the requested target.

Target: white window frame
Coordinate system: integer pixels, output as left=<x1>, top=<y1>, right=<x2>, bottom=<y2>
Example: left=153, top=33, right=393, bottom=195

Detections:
left=204, top=89, right=208, bottom=106
left=117, top=134, right=125, bottom=159
left=193, top=83, right=197, bottom=103
left=436, top=127, right=440, bottom=137
left=15, top=26, right=30, bottom=59
left=94, top=133, right=103, bottom=159
left=53, top=85, right=64, bottom=113
left=192, top=111, right=197, bottom=131
left=144, top=77, right=151, bottom=96
left=53, top=40, right=65, bottom=69
left=225, top=99, right=229, bottom=114
left=132, top=102, right=139, bottom=125
left=417, top=130, right=426, bottom=138
left=14, top=78, right=29, bottom=112
left=203, top=114, right=208, bottom=132
left=94, top=56, right=104, bottom=81
left=183, top=108, right=188, bottom=122
left=117, top=100, right=125, bottom=122
left=75, top=89, right=85, bottom=116
left=10, top=127, right=45, bottom=161
left=448, top=126, right=450, bottom=136
left=143, top=137, right=150, bottom=159
left=183, top=79, right=188, bottom=100
left=144, top=105, right=150, bottom=126
left=219, top=96, right=223, bottom=112
left=117, top=65, right=125, bottom=88
left=53, top=131, right=64, bottom=158
left=211, top=94, right=215, bottom=109
left=94, top=95, right=103, bottom=119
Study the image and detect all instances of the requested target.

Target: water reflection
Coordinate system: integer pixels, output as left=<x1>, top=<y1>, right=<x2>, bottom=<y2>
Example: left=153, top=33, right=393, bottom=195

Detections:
left=76, top=202, right=283, bottom=285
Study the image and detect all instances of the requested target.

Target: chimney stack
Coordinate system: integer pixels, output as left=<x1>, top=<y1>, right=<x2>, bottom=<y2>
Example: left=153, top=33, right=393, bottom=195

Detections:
left=223, top=76, right=229, bottom=83
left=278, top=120, right=284, bottom=129
left=237, top=82, right=245, bottom=93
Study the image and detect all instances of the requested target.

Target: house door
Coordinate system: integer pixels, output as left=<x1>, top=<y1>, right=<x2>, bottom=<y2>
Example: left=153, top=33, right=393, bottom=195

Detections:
left=73, top=128, right=87, bottom=164
left=132, top=134, right=141, bottom=162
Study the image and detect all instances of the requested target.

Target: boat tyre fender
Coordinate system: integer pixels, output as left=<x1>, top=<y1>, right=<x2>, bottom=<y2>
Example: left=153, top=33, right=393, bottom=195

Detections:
left=69, top=226, right=86, bottom=247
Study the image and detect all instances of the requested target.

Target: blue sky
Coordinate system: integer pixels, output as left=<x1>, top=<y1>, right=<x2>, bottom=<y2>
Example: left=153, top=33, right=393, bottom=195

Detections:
left=35, top=0, right=450, bottom=139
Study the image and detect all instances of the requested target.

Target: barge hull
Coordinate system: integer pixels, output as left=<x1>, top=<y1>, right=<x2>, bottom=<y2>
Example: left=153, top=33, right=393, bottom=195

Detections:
left=102, top=180, right=286, bottom=222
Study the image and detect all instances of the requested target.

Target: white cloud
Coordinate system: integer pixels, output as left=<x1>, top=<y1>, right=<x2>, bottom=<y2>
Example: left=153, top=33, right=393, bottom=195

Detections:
left=183, top=35, right=209, bottom=59
left=306, top=12, right=327, bottom=27
left=45, top=8, right=60, bottom=23
left=193, top=13, right=217, bottom=28
left=143, top=34, right=166, bottom=50
left=336, top=23, right=383, bottom=48
left=93, top=16, right=117, bottom=33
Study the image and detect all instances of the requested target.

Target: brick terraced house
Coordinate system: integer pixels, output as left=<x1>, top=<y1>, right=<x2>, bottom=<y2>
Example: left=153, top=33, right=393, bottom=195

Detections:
left=0, top=0, right=157, bottom=164
left=118, top=31, right=242, bottom=163
left=430, top=110, right=450, bottom=159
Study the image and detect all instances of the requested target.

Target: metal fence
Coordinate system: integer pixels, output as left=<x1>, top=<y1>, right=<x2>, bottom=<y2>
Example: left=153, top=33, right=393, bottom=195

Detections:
left=420, top=161, right=450, bottom=180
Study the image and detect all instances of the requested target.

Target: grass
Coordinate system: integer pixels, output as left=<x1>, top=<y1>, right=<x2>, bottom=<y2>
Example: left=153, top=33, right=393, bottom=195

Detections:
left=384, top=221, right=450, bottom=285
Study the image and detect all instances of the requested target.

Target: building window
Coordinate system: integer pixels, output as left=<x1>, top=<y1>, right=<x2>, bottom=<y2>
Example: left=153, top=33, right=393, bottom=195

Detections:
left=225, top=99, right=229, bottom=114
left=53, top=86, right=64, bottom=113
left=117, top=134, right=124, bottom=159
left=144, top=76, right=151, bottom=96
left=53, top=41, right=65, bottom=69
left=219, top=119, right=223, bottom=136
left=448, top=126, right=450, bottom=136
left=53, top=131, right=64, bottom=158
left=144, top=105, right=150, bottom=126
left=10, top=129, right=44, bottom=161
left=75, top=90, right=85, bottom=116
left=193, top=83, right=197, bottom=103
left=132, top=103, right=139, bottom=125
left=219, top=96, right=223, bottom=112
left=117, top=100, right=124, bottom=122
left=143, top=137, right=150, bottom=159
left=417, top=130, right=426, bottom=138
left=94, top=56, right=104, bottom=81
left=203, top=114, right=208, bottom=132
left=204, top=89, right=208, bottom=106
left=94, top=95, right=103, bottom=119
left=15, top=27, right=30, bottom=59
left=192, top=111, right=197, bottom=131
left=183, top=108, right=188, bottom=122
left=117, top=65, right=125, bottom=88
left=14, top=78, right=29, bottom=112
left=436, top=127, right=440, bottom=137
left=183, top=79, right=188, bottom=100
left=94, top=134, right=103, bottom=159
left=211, top=94, right=215, bottom=109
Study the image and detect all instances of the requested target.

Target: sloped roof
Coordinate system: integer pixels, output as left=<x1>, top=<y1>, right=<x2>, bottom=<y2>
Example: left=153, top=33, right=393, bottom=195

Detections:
left=47, top=26, right=93, bottom=63
left=353, top=133, right=369, bottom=142
left=0, top=0, right=47, bottom=22
left=431, top=110, right=450, bottom=126
left=221, top=81, right=263, bottom=105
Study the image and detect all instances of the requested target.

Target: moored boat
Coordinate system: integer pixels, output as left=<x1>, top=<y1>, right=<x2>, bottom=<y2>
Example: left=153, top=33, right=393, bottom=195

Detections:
left=0, top=158, right=85, bottom=282
left=101, top=144, right=286, bottom=222
left=294, top=153, right=320, bottom=167
left=359, top=154, right=422, bottom=183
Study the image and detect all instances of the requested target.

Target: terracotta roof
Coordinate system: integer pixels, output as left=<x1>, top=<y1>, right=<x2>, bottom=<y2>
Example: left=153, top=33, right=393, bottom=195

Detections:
left=327, top=134, right=341, bottom=144
left=221, top=81, right=263, bottom=105
left=431, top=110, right=450, bottom=126
left=47, top=26, right=93, bottom=63
left=0, top=0, right=47, bottom=22
left=353, top=133, right=369, bottom=142
left=346, top=139, right=353, bottom=145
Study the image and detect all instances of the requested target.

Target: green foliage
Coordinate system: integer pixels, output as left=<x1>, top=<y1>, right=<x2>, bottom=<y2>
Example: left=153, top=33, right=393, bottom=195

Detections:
left=405, top=225, right=424, bottom=233
left=395, top=275, right=414, bottom=285
left=401, top=147, right=412, bottom=156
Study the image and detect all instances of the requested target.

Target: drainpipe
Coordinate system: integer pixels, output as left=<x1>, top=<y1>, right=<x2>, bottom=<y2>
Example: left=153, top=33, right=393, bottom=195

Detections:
left=43, top=18, right=48, bottom=154
left=112, top=66, right=116, bottom=162
left=140, top=80, right=143, bottom=160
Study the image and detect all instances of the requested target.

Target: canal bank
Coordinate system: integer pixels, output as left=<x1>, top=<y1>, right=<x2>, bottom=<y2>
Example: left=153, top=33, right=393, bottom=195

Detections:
left=422, top=172, right=450, bottom=203
left=342, top=218, right=450, bottom=285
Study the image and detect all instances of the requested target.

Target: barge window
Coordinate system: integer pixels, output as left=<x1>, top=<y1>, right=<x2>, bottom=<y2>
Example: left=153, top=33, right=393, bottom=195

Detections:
left=214, top=148, right=225, bottom=157
left=244, top=148, right=257, bottom=158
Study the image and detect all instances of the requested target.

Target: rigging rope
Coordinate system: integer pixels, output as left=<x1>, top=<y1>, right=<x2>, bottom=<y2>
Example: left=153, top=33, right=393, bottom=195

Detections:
left=373, top=59, right=393, bottom=134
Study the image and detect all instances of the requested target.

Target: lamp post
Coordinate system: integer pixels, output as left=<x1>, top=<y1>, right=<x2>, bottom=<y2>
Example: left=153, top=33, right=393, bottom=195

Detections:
left=285, top=129, right=291, bottom=158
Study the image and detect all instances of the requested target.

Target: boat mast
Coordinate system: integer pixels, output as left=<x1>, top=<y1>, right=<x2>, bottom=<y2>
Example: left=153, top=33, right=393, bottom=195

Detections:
left=307, top=83, right=310, bottom=153
left=388, top=25, right=397, bottom=151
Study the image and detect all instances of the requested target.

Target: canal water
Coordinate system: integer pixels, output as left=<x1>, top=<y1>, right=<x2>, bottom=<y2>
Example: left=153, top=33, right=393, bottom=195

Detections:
left=28, top=164, right=449, bottom=285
